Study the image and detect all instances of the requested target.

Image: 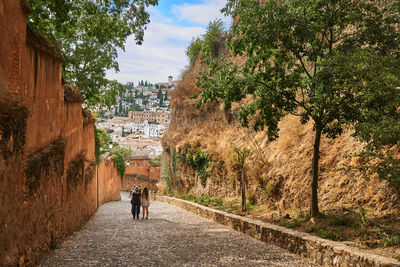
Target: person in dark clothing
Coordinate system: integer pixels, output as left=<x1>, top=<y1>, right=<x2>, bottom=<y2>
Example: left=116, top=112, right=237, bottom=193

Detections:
left=130, top=186, right=141, bottom=219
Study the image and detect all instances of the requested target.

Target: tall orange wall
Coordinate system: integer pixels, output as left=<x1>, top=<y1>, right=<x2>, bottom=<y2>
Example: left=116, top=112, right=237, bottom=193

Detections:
left=98, top=158, right=121, bottom=205
left=0, top=1, right=120, bottom=266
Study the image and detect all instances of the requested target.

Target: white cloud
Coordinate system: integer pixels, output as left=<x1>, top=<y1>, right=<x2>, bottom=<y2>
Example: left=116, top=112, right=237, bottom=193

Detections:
left=106, top=1, right=231, bottom=85
left=144, top=22, right=205, bottom=43
left=173, top=0, right=230, bottom=25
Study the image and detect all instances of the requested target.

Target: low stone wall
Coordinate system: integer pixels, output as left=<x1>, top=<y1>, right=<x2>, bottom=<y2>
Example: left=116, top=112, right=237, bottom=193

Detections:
left=158, top=196, right=400, bottom=267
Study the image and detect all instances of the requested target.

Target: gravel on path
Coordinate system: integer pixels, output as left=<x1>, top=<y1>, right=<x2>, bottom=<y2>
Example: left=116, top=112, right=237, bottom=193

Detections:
left=38, top=192, right=316, bottom=267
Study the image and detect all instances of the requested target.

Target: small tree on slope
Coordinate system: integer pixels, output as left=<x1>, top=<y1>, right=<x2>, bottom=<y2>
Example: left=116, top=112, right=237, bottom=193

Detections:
left=196, top=0, right=400, bottom=217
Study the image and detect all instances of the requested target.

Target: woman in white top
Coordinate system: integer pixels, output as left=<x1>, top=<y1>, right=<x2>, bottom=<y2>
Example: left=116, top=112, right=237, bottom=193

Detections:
left=140, top=187, right=150, bottom=219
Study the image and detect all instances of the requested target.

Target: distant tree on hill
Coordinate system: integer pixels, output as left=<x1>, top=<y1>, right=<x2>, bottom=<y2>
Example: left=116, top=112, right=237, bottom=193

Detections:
left=155, top=84, right=160, bottom=89
left=126, top=82, right=134, bottom=90
left=157, top=89, right=163, bottom=99
left=159, top=97, right=164, bottom=107
left=197, top=0, right=400, bottom=217
left=143, top=96, right=149, bottom=106
left=117, top=100, right=122, bottom=114
left=164, top=91, right=168, bottom=101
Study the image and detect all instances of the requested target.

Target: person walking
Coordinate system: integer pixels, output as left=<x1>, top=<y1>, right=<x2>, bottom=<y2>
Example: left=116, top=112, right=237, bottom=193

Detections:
left=130, top=186, right=141, bottom=219
left=141, top=187, right=150, bottom=219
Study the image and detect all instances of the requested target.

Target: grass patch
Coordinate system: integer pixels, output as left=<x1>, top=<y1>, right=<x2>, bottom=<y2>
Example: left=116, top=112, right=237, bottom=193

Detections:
left=176, top=193, right=196, bottom=201
left=328, top=215, right=353, bottom=227
left=279, top=210, right=310, bottom=229
left=305, top=225, right=344, bottom=241
left=381, top=234, right=400, bottom=247
left=194, top=196, right=223, bottom=207
left=280, top=218, right=303, bottom=228
left=305, top=225, right=325, bottom=233
left=246, top=202, right=260, bottom=211
left=316, top=229, right=344, bottom=241
left=176, top=194, right=223, bottom=207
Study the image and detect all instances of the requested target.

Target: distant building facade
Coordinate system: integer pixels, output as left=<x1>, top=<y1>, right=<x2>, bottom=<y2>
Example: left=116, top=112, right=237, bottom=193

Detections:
left=129, top=110, right=170, bottom=124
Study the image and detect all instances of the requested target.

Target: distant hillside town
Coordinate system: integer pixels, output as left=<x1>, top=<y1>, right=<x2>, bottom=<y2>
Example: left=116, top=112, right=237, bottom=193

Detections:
left=95, top=76, right=179, bottom=158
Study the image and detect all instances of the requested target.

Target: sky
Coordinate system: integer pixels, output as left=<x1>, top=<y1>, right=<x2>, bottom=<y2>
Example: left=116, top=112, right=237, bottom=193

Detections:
left=105, top=0, right=231, bottom=85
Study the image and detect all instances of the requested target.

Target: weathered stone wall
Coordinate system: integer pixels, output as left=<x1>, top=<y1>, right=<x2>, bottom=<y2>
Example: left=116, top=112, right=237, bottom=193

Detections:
left=122, top=174, right=159, bottom=192
left=0, top=1, right=120, bottom=266
left=158, top=197, right=400, bottom=267
left=121, top=158, right=160, bottom=192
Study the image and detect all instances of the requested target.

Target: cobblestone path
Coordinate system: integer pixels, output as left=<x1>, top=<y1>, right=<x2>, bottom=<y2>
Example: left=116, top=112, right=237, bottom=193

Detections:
left=38, top=193, right=315, bottom=267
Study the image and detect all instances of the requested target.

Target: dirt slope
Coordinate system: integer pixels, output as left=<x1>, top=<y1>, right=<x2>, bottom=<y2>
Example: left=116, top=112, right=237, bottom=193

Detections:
left=162, top=56, right=400, bottom=219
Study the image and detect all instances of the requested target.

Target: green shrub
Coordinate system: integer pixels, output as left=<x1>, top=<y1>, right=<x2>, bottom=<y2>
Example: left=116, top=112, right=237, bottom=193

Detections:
left=186, top=37, right=203, bottom=65
left=179, top=146, right=211, bottom=187
left=202, top=19, right=225, bottom=60
left=185, top=19, right=225, bottom=65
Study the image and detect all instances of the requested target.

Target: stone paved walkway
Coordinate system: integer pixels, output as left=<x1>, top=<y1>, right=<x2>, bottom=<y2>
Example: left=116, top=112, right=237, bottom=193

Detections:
left=38, top=193, right=316, bottom=266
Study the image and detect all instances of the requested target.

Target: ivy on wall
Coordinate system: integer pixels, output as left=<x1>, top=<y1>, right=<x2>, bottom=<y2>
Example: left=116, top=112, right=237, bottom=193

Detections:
left=67, top=151, right=86, bottom=189
left=178, top=146, right=211, bottom=187
left=0, top=101, right=28, bottom=159
left=110, top=151, right=126, bottom=179
left=84, top=161, right=96, bottom=187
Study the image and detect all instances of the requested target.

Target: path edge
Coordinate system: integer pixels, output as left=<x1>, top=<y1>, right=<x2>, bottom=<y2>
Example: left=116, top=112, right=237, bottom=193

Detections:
left=157, top=196, right=400, bottom=267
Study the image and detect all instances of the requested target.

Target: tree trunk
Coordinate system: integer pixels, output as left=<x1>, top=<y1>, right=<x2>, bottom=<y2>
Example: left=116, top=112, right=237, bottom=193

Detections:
left=310, top=126, right=322, bottom=218
left=241, top=168, right=246, bottom=212
left=168, top=152, right=176, bottom=188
